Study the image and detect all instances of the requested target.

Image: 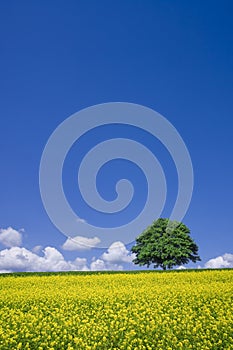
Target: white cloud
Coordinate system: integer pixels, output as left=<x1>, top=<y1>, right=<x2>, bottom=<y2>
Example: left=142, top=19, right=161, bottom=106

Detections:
left=0, top=246, right=89, bottom=273
left=0, top=269, right=12, bottom=273
left=205, top=253, right=233, bottom=269
left=88, top=241, right=135, bottom=271
left=90, top=258, right=123, bottom=271
left=0, top=228, right=133, bottom=273
left=62, top=236, right=101, bottom=251
left=90, top=258, right=107, bottom=271
left=176, top=265, right=186, bottom=270
left=0, top=245, right=126, bottom=273
left=32, top=245, right=43, bottom=254
left=101, top=241, right=135, bottom=264
left=73, top=257, right=89, bottom=271
left=0, top=227, right=22, bottom=248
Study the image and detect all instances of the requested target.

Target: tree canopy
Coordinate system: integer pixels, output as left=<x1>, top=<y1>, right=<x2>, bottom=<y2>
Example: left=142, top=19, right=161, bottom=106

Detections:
left=131, top=218, right=201, bottom=270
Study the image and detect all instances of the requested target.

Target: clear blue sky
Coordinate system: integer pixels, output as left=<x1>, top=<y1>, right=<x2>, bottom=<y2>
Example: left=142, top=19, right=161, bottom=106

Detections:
left=0, top=1, right=232, bottom=271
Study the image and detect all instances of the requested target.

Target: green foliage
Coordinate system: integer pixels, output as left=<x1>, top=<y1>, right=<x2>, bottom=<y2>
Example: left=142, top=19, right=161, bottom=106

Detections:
left=131, top=218, right=201, bottom=270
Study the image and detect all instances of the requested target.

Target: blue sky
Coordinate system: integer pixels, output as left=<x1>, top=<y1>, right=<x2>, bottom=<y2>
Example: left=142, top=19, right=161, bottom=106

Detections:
left=0, top=1, right=233, bottom=272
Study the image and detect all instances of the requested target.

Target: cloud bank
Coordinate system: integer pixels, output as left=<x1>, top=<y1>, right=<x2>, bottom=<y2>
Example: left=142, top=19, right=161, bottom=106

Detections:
left=1, top=227, right=232, bottom=273
left=0, top=246, right=88, bottom=273
left=0, top=228, right=134, bottom=273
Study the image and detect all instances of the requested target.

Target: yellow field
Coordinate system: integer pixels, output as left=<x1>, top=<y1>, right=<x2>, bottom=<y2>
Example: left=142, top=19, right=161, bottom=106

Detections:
left=0, top=270, right=232, bottom=350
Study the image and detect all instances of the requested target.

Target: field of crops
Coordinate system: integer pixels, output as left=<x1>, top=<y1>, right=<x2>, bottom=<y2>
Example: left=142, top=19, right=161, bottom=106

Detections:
left=0, top=270, right=232, bottom=350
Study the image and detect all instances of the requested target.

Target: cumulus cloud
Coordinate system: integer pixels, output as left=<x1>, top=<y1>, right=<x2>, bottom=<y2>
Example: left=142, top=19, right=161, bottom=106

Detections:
left=62, top=236, right=101, bottom=251
left=205, top=253, right=233, bottom=269
left=0, top=227, right=22, bottom=248
left=0, top=245, right=127, bottom=273
left=101, top=241, right=135, bottom=264
left=89, top=241, right=135, bottom=271
left=0, top=246, right=89, bottom=273
left=90, top=259, right=108, bottom=271
left=0, top=227, right=135, bottom=273
left=90, top=258, right=124, bottom=271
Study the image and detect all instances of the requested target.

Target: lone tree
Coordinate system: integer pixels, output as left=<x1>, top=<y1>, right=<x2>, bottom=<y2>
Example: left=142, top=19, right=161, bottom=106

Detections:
left=131, top=218, right=201, bottom=270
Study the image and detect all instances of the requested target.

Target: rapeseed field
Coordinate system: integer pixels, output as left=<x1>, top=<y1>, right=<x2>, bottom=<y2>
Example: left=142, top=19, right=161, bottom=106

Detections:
left=0, top=270, right=232, bottom=350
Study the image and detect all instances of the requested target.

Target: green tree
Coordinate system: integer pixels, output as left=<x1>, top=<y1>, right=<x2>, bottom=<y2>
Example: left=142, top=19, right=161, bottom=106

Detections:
left=131, top=218, right=201, bottom=270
